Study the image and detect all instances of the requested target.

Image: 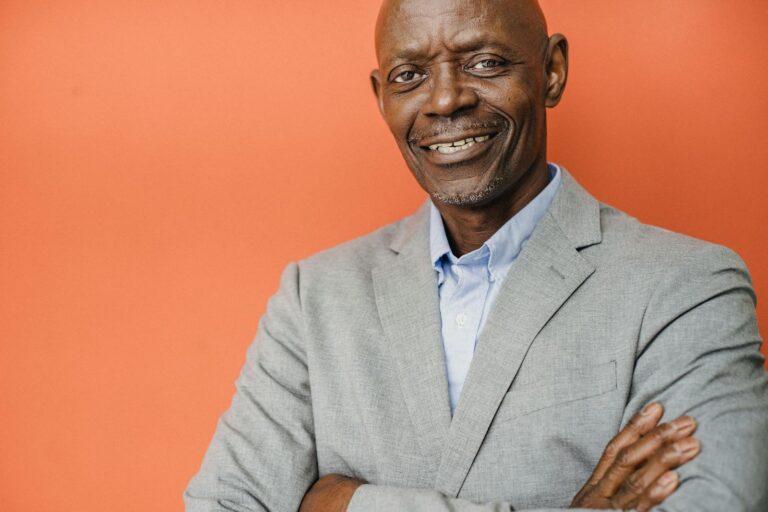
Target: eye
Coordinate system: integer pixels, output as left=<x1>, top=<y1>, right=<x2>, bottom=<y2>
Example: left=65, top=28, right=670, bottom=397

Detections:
left=469, top=59, right=502, bottom=70
left=393, top=70, right=426, bottom=83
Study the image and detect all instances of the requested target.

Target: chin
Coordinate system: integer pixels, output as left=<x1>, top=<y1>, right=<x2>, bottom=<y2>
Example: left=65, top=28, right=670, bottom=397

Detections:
left=430, top=176, right=506, bottom=207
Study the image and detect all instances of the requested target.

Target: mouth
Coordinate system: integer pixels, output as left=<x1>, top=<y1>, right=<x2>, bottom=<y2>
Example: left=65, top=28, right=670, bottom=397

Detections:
left=415, top=130, right=502, bottom=165
left=425, top=134, right=493, bottom=154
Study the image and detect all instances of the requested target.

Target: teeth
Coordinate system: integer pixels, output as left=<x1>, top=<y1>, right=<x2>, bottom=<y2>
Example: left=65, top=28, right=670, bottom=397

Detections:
left=437, top=141, right=475, bottom=154
left=428, top=135, right=491, bottom=151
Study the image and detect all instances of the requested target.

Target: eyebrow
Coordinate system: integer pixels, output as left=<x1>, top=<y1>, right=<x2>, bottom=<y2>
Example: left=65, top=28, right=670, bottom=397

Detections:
left=387, top=46, right=432, bottom=64
left=385, top=38, right=523, bottom=68
left=446, top=34, right=523, bottom=58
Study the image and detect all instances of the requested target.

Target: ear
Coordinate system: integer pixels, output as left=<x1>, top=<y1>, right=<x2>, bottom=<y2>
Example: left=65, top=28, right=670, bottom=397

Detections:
left=544, top=34, right=569, bottom=108
left=370, top=69, right=385, bottom=116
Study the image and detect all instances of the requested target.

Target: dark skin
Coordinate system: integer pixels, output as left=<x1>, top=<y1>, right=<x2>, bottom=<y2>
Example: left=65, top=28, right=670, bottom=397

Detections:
left=301, top=0, right=701, bottom=510
left=372, top=0, right=558, bottom=256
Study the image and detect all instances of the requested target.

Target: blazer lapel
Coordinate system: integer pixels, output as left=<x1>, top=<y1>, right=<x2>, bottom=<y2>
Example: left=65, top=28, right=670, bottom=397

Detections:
left=372, top=203, right=452, bottom=474
left=434, top=169, right=602, bottom=497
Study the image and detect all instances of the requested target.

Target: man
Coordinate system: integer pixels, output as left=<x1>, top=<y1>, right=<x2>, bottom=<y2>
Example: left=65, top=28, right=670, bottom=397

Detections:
left=185, top=0, right=768, bottom=510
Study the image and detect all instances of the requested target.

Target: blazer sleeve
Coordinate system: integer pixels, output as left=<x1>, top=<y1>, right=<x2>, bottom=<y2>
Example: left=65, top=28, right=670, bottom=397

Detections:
left=184, top=262, right=318, bottom=512
left=625, top=244, right=768, bottom=512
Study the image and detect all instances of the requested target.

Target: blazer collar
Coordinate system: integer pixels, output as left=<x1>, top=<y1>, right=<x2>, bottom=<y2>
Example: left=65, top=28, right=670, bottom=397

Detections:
left=547, top=167, right=602, bottom=250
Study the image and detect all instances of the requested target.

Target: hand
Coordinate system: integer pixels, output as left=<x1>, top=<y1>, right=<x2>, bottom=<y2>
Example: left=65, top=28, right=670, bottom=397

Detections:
left=299, top=473, right=367, bottom=512
left=571, top=403, right=700, bottom=511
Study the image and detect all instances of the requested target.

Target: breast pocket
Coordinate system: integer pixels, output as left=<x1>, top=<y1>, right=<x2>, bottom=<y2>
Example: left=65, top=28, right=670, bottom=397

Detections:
left=494, top=359, right=617, bottom=424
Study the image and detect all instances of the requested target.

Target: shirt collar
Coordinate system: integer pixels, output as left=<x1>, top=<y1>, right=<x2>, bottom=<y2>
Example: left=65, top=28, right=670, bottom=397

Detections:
left=429, top=163, right=563, bottom=282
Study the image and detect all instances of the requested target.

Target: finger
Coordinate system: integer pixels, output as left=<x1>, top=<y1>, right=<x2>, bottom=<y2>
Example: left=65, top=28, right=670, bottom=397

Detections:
left=635, top=471, right=680, bottom=512
left=598, top=416, right=696, bottom=497
left=612, top=436, right=700, bottom=507
left=619, top=415, right=696, bottom=467
left=587, top=402, right=663, bottom=485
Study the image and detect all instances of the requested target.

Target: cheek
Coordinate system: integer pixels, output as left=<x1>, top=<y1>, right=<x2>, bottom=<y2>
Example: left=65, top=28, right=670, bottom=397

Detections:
left=484, top=74, right=541, bottom=119
left=382, top=94, right=424, bottom=138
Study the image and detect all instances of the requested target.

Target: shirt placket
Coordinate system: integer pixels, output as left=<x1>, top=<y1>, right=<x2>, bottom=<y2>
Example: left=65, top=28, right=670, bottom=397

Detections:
left=443, top=260, right=490, bottom=412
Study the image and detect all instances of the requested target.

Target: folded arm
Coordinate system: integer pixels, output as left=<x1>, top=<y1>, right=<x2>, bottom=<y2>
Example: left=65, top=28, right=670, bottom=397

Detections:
left=623, top=245, right=768, bottom=511
left=303, top=404, right=699, bottom=512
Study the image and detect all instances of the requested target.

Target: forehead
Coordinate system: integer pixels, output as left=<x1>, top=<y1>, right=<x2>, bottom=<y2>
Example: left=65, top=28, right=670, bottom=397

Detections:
left=376, top=0, right=541, bottom=65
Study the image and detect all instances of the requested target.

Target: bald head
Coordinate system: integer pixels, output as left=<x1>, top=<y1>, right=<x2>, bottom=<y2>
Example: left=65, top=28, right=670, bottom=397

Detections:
left=375, top=0, right=549, bottom=64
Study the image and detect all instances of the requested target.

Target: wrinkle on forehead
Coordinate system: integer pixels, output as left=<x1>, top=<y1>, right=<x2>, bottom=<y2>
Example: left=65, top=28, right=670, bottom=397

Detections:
left=375, top=0, right=548, bottom=63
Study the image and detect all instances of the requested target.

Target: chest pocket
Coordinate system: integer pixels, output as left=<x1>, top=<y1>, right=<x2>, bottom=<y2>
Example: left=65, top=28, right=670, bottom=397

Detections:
left=493, top=359, right=617, bottom=423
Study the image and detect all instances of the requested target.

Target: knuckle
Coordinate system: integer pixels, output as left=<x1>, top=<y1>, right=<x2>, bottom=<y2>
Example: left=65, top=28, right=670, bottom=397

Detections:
left=626, top=414, right=645, bottom=432
left=645, top=427, right=665, bottom=444
left=659, top=445, right=681, bottom=464
left=604, top=440, right=621, bottom=458
left=620, top=473, right=645, bottom=495
left=627, top=414, right=643, bottom=427
left=616, top=447, right=635, bottom=467
left=659, top=422, right=678, bottom=438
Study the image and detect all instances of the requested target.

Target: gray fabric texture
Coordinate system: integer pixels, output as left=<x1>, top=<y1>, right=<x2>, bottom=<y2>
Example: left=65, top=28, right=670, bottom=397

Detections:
left=184, top=169, right=768, bottom=511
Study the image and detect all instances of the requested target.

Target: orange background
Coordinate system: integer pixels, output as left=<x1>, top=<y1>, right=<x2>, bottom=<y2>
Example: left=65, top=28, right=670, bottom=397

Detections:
left=1, top=1, right=767, bottom=511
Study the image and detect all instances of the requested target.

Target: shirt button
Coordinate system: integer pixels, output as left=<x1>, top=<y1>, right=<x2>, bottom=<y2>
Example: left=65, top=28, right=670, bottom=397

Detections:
left=456, top=313, right=466, bottom=327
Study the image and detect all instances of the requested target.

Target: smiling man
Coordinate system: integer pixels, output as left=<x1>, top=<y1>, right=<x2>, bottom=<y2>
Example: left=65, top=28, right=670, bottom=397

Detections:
left=184, top=0, right=768, bottom=511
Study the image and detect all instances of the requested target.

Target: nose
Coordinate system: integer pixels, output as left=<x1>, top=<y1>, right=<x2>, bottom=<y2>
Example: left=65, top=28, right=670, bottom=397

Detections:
left=422, top=64, right=479, bottom=118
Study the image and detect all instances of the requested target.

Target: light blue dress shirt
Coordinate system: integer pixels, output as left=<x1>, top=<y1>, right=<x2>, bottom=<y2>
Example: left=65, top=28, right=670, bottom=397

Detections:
left=429, top=164, right=562, bottom=414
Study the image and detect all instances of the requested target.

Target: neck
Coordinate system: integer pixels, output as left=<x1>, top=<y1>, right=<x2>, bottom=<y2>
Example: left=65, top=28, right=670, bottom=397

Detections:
left=435, top=161, right=550, bottom=257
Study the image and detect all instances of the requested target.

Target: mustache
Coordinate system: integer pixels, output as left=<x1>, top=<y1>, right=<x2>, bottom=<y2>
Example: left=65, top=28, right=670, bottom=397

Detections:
left=408, top=119, right=507, bottom=144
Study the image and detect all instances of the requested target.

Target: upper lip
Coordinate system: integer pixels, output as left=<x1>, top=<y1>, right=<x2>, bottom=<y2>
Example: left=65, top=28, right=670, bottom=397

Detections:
left=416, top=129, right=501, bottom=149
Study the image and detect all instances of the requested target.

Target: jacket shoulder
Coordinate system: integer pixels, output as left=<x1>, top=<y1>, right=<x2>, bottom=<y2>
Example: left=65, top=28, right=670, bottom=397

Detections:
left=594, top=203, right=750, bottom=280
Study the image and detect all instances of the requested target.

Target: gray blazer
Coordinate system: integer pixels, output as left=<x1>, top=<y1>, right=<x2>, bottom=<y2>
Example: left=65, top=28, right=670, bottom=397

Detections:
left=185, top=169, right=768, bottom=511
